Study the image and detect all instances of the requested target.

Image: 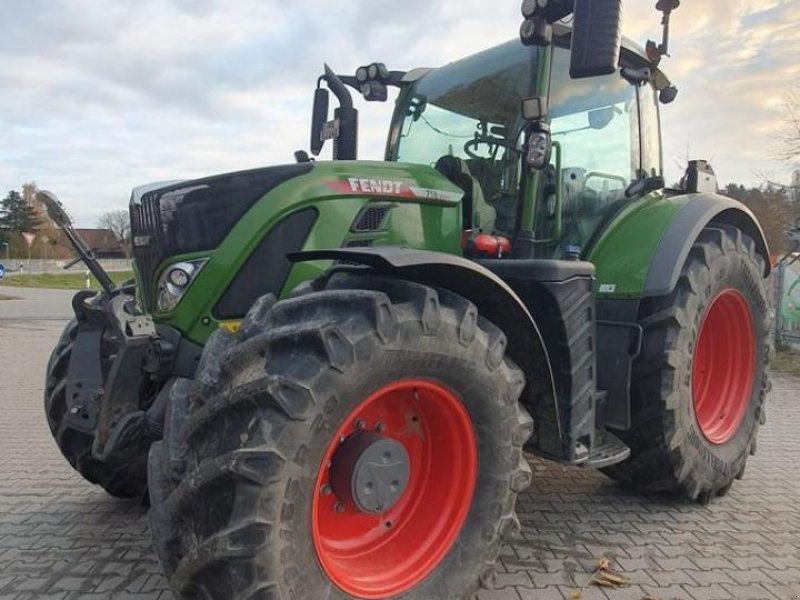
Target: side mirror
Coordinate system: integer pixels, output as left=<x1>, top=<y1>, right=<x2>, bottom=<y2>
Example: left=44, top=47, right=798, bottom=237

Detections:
left=310, top=88, right=330, bottom=156
left=570, top=0, right=623, bottom=79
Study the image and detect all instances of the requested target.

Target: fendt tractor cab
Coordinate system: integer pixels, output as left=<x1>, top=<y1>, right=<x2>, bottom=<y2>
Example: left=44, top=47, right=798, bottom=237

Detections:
left=40, top=1, right=771, bottom=599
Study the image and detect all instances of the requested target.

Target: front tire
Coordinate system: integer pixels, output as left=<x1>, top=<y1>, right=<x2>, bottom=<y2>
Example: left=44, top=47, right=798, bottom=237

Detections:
left=604, top=226, right=771, bottom=501
left=149, top=274, right=533, bottom=600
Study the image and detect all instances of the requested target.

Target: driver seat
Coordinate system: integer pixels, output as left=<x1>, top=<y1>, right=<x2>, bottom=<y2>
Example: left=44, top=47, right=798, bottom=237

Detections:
left=435, top=156, right=497, bottom=232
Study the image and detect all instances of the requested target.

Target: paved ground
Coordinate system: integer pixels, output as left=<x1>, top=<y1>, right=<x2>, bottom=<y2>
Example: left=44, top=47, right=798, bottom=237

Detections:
left=1, top=286, right=799, bottom=600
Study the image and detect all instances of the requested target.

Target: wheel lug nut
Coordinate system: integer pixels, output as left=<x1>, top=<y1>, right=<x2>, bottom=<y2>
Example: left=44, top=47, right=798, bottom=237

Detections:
left=320, top=484, right=332, bottom=497
left=334, top=501, right=345, bottom=513
left=375, top=422, right=385, bottom=433
left=355, top=419, right=366, bottom=430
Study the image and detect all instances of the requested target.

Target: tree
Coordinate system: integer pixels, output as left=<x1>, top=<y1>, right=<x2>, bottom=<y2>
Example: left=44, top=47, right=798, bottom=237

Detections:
left=723, top=183, right=796, bottom=254
left=0, top=190, right=41, bottom=234
left=780, top=90, right=800, bottom=165
left=97, top=210, right=131, bottom=244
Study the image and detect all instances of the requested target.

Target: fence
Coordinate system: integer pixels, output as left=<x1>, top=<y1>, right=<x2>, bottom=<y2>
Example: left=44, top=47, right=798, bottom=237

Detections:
left=775, top=255, right=800, bottom=348
left=0, top=258, right=133, bottom=275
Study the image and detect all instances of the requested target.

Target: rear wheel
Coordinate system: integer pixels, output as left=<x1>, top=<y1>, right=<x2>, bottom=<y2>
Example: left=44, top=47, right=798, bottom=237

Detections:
left=44, top=319, right=149, bottom=499
left=603, top=226, right=771, bottom=501
left=149, top=274, right=533, bottom=600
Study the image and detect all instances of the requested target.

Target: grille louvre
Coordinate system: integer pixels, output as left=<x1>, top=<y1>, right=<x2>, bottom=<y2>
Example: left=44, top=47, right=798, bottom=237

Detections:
left=344, top=239, right=375, bottom=248
left=337, top=239, right=375, bottom=266
left=130, top=193, right=163, bottom=308
left=352, top=205, right=391, bottom=232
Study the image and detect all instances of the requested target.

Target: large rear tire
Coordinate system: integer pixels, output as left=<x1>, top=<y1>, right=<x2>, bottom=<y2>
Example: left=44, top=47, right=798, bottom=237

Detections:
left=44, top=319, right=149, bottom=499
left=149, top=274, right=533, bottom=600
left=603, top=226, right=771, bottom=502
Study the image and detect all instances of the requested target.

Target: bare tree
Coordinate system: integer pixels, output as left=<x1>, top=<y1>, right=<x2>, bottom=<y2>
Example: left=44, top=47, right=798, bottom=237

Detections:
left=780, top=89, right=800, bottom=164
left=97, top=210, right=130, bottom=243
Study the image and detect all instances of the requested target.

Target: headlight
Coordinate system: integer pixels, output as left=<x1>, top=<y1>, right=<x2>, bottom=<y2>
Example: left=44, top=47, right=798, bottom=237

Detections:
left=156, top=259, right=207, bottom=312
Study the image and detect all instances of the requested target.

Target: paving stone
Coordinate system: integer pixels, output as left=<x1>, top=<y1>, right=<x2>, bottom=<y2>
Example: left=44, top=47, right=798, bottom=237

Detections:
left=2, top=304, right=799, bottom=600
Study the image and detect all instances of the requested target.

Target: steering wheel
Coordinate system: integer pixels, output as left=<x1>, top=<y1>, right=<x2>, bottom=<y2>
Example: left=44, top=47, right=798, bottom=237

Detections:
left=464, top=137, right=520, bottom=161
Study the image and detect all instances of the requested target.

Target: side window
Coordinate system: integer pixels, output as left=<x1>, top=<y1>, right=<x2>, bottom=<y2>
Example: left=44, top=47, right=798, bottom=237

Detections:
left=638, top=84, right=662, bottom=179
left=548, top=46, right=638, bottom=251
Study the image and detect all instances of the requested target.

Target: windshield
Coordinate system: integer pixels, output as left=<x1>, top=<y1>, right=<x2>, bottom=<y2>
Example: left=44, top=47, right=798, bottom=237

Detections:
left=389, top=42, right=538, bottom=234
left=390, top=41, right=537, bottom=166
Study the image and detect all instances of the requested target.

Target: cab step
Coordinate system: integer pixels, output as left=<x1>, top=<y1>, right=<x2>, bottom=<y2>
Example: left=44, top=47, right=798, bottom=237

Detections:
left=587, top=431, right=630, bottom=469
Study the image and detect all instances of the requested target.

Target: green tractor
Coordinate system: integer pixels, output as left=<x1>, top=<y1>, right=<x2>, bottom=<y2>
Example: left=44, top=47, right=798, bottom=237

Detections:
left=41, top=0, right=772, bottom=598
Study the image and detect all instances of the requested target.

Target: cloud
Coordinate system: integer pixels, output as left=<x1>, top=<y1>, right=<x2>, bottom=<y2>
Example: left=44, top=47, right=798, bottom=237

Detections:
left=1, top=0, right=797, bottom=226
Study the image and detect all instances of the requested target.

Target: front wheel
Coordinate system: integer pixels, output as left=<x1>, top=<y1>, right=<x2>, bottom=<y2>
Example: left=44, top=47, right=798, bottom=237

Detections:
left=149, top=274, right=533, bottom=600
left=604, top=226, right=771, bottom=501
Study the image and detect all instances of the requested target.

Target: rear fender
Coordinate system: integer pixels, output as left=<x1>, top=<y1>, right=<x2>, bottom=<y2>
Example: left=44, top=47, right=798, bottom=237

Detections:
left=290, top=246, right=577, bottom=461
left=643, top=194, right=770, bottom=298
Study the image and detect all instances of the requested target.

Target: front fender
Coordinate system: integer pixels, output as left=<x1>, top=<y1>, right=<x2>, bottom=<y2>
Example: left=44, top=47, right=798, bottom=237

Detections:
left=290, top=246, right=574, bottom=461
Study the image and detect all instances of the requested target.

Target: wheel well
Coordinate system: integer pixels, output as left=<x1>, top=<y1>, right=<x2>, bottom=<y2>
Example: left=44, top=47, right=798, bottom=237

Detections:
left=711, top=208, right=771, bottom=273
left=290, top=247, right=562, bottom=455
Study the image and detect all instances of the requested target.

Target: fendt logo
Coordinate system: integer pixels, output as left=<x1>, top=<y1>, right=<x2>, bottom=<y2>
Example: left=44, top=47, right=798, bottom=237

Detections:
left=326, top=177, right=463, bottom=203
left=347, top=178, right=405, bottom=194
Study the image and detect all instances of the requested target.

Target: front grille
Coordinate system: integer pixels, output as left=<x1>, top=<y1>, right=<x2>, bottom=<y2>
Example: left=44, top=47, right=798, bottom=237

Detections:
left=130, top=194, right=163, bottom=309
left=352, top=204, right=391, bottom=232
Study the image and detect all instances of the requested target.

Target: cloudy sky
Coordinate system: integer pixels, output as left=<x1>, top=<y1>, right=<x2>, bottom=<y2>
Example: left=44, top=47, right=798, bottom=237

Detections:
left=1, top=0, right=798, bottom=226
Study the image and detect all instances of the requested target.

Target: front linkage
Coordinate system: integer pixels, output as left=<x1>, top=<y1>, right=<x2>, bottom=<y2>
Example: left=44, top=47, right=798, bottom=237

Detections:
left=39, top=191, right=201, bottom=497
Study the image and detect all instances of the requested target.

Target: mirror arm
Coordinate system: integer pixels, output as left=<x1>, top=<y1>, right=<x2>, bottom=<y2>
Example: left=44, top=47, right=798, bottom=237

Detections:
left=323, top=64, right=353, bottom=109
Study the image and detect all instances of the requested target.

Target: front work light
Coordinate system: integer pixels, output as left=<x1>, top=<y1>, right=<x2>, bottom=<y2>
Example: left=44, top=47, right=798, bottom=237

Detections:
left=157, top=259, right=207, bottom=312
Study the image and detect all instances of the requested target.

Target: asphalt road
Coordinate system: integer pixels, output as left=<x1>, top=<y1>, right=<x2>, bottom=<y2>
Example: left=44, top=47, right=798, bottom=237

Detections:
left=0, top=286, right=75, bottom=323
left=0, top=286, right=799, bottom=600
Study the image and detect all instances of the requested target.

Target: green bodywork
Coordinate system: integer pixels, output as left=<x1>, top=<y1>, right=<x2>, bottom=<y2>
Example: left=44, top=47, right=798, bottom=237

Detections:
left=148, top=164, right=702, bottom=343
left=150, top=161, right=463, bottom=345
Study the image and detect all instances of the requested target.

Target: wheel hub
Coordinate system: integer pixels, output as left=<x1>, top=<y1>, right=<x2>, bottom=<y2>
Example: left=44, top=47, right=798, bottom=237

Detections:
left=330, top=432, right=410, bottom=514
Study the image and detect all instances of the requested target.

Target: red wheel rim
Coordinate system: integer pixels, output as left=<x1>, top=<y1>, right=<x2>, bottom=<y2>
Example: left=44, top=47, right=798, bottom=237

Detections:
left=692, top=289, right=756, bottom=444
left=312, top=380, right=477, bottom=599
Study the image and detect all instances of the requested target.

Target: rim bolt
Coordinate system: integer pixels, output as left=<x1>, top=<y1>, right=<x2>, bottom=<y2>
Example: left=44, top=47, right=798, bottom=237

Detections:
left=375, top=422, right=385, bottom=433
left=334, top=501, right=346, bottom=513
left=339, top=435, right=346, bottom=443
left=320, top=484, right=332, bottom=497
left=355, top=419, right=366, bottom=430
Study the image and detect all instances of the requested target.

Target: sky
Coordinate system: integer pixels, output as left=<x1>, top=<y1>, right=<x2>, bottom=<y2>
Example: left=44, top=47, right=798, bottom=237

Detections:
left=1, top=0, right=798, bottom=227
